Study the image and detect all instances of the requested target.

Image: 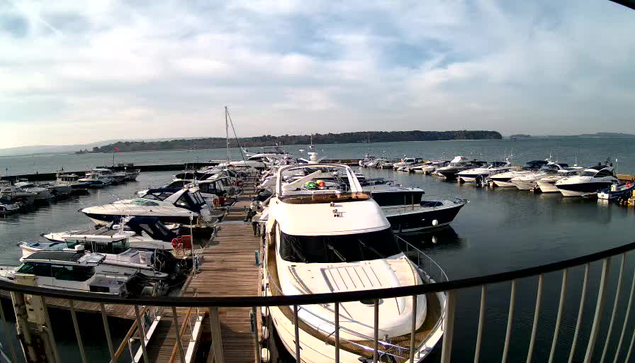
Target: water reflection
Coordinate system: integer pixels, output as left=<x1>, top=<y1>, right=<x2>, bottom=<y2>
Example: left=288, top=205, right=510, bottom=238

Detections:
left=400, top=226, right=465, bottom=251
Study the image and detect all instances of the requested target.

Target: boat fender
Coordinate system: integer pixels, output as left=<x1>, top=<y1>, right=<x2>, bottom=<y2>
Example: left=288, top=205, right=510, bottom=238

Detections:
left=261, top=326, right=269, bottom=340
left=261, top=348, right=271, bottom=363
left=261, top=306, right=270, bottom=318
left=432, top=219, right=439, bottom=226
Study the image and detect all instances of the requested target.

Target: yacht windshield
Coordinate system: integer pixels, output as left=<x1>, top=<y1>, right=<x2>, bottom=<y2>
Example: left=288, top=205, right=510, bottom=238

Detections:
left=580, top=171, right=597, bottom=177
left=279, top=228, right=401, bottom=263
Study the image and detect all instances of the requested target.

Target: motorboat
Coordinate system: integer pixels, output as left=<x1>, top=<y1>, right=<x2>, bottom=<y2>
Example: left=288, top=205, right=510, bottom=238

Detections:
left=124, top=168, right=141, bottom=181
left=263, top=163, right=446, bottom=362
left=358, top=154, right=377, bottom=167
left=536, top=169, right=582, bottom=193
left=42, top=217, right=178, bottom=248
left=0, top=251, right=145, bottom=296
left=0, top=183, right=36, bottom=206
left=81, top=186, right=223, bottom=226
left=78, top=172, right=111, bottom=188
left=13, top=181, right=52, bottom=202
left=421, top=160, right=449, bottom=175
left=17, top=239, right=188, bottom=281
left=56, top=173, right=92, bottom=190
left=556, top=164, right=618, bottom=197
left=457, top=161, right=511, bottom=183
left=392, top=157, right=421, bottom=170
left=0, top=199, right=20, bottom=215
left=597, top=182, right=635, bottom=201
left=45, top=183, right=73, bottom=199
left=488, top=170, right=531, bottom=188
left=436, top=156, right=485, bottom=180
left=90, top=168, right=127, bottom=184
left=364, top=183, right=466, bottom=232
left=510, top=162, right=571, bottom=191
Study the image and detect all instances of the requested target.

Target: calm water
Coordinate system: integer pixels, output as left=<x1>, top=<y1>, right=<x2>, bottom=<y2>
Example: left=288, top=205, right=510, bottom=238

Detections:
left=0, top=140, right=634, bottom=361
left=2, top=137, right=635, bottom=175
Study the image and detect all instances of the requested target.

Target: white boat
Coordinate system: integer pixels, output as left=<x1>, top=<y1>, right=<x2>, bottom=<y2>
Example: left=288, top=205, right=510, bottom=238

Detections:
left=421, top=160, right=448, bottom=175
left=56, top=173, right=92, bottom=190
left=488, top=170, right=532, bottom=188
left=78, top=172, right=111, bottom=188
left=556, top=164, right=618, bottom=197
left=263, top=164, right=446, bottom=362
left=0, top=251, right=144, bottom=296
left=81, top=186, right=222, bottom=226
left=392, top=157, right=421, bottom=170
left=0, top=200, right=20, bottom=215
left=436, top=156, right=485, bottom=180
left=13, top=182, right=52, bottom=202
left=510, top=162, right=571, bottom=191
left=597, top=182, right=635, bottom=201
left=17, top=240, right=187, bottom=281
left=0, top=183, right=37, bottom=205
left=457, top=161, right=511, bottom=183
left=535, top=168, right=583, bottom=193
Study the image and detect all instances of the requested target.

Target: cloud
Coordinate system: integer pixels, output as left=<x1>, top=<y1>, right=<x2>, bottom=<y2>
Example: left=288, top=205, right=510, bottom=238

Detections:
left=1, top=0, right=635, bottom=148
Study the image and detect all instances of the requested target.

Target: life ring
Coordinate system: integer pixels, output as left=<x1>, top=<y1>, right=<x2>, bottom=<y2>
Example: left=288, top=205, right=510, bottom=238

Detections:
left=171, top=238, right=183, bottom=250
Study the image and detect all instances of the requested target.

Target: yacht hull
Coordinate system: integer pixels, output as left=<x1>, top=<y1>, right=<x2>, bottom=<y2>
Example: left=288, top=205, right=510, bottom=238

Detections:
left=84, top=212, right=196, bottom=226
left=557, top=182, right=614, bottom=197
left=383, top=200, right=466, bottom=233
left=537, top=181, right=560, bottom=193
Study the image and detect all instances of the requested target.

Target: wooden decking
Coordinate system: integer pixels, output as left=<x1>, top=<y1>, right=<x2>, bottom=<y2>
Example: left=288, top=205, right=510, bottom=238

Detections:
left=145, top=193, right=262, bottom=362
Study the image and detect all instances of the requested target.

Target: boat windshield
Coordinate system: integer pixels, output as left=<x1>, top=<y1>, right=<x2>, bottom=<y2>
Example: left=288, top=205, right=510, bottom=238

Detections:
left=580, top=170, right=597, bottom=177
left=279, top=228, right=401, bottom=263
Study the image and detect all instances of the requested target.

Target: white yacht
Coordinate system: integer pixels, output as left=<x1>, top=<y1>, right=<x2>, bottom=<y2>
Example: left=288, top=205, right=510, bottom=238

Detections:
left=556, top=164, right=618, bottom=197
left=457, top=161, right=511, bottom=183
left=510, top=162, right=570, bottom=191
left=78, top=171, right=111, bottom=188
left=13, top=181, right=52, bottom=202
left=42, top=217, right=177, bottom=249
left=420, top=160, right=448, bottom=175
left=392, top=157, right=420, bottom=170
left=263, top=164, right=446, bottom=362
left=81, top=186, right=222, bottom=226
left=436, top=156, right=484, bottom=180
left=535, top=167, right=583, bottom=193
left=17, top=239, right=187, bottom=281
left=0, top=251, right=144, bottom=296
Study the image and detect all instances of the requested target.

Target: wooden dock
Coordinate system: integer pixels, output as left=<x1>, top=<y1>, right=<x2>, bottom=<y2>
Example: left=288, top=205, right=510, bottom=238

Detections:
left=144, top=193, right=262, bottom=362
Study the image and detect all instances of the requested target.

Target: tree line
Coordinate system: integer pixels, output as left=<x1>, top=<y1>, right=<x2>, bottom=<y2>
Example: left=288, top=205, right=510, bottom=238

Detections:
left=83, top=130, right=502, bottom=153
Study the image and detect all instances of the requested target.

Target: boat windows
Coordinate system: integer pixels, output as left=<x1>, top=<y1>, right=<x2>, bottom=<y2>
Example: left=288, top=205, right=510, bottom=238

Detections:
left=52, top=265, right=94, bottom=281
left=166, top=180, right=188, bottom=189
left=176, top=192, right=204, bottom=210
left=279, top=228, right=401, bottom=263
left=595, top=170, right=613, bottom=178
left=580, top=170, right=597, bottom=177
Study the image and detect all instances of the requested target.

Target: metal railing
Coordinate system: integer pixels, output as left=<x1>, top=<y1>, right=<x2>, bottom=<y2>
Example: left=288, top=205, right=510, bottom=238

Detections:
left=0, top=241, right=634, bottom=362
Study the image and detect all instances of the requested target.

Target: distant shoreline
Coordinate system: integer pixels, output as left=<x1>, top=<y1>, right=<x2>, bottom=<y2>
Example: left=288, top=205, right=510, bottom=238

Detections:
left=78, top=130, right=503, bottom=154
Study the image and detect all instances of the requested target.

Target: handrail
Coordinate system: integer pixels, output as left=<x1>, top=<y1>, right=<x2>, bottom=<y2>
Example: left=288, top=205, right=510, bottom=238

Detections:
left=1, top=241, right=634, bottom=307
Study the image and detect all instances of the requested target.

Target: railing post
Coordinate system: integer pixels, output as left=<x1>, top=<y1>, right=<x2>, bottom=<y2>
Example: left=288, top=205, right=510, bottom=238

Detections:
left=526, top=274, right=543, bottom=363
left=172, top=306, right=186, bottom=363
left=548, top=270, right=567, bottom=363
left=334, top=302, right=340, bottom=363
left=568, top=263, right=590, bottom=363
left=410, top=294, right=418, bottom=363
left=613, top=259, right=635, bottom=363
left=583, top=258, right=611, bottom=363
left=600, top=253, right=626, bottom=362
left=373, top=299, right=379, bottom=363
left=99, top=303, right=115, bottom=362
left=441, top=290, right=456, bottom=363
left=502, top=279, right=517, bottom=363
left=474, top=285, right=486, bottom=363
left=134, top=305, right=149, bottom=363
left=69, top=299, right=88, bottom=363
left=209, top=306, right=225, bottom=363
left=0, top=295, right=19, bottom=363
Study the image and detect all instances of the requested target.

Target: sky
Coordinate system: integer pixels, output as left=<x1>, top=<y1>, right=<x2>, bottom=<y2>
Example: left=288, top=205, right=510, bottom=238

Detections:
left=1, top=0, right=634, bottom=148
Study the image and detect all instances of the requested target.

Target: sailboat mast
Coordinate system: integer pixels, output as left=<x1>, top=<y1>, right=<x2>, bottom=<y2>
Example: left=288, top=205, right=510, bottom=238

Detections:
left=225, top=106, right=230, bottom=164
